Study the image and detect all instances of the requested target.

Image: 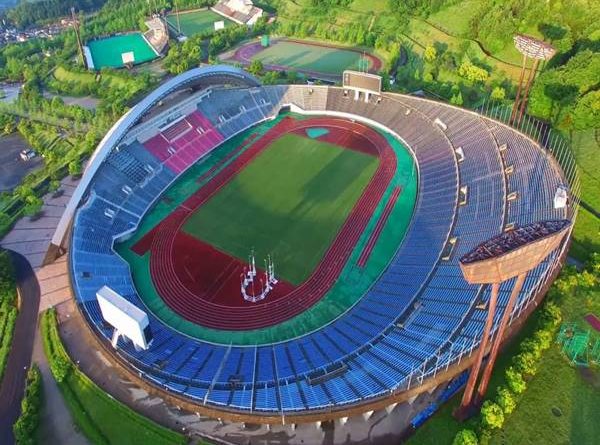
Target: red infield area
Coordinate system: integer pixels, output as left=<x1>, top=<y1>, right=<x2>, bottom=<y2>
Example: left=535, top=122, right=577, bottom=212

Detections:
left=133, top=117, right=397, bottom=330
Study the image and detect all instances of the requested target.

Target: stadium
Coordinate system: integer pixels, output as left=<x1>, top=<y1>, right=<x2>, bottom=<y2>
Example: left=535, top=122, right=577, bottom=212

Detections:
left=53, top=65, right=575, bottom=425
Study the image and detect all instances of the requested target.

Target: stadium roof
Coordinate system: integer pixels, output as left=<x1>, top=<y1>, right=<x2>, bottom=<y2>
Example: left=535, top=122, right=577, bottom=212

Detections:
left=460, top=219, right=571, bottom=265
left=51, top=65, right=260, bottom=250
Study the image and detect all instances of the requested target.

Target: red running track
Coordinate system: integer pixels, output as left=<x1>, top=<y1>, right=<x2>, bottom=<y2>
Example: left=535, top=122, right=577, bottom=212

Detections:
left=142, top=116, right=397, bottom=330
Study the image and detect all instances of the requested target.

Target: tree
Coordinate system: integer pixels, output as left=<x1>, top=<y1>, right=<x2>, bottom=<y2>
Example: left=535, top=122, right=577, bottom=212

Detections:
left=480, top=400, right=505, bottom=430
left=570, top=90, right=600, bottom=130
left=451, top=91, right=464, bottom=105
left=453, top=429, right=478, bottom=445
left=505, top=366, right=526, bottom=394
left=458, top=61, right=489, bottom=83
left=248, top=60, right=264, bottom=76
left=496, top=386, right=516, bottom=415
left=424, top=45, right=437, bottom=63
left=491, top=86, right=506, bottom=101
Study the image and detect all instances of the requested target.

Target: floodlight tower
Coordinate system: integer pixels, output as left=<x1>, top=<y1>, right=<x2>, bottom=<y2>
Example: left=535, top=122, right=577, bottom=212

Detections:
left=510, top=34, right=555, bottom=126
left=174, top=0, right=182, bottom=35
left=454, top=219, right=571, bottom=420
left=71, top=7, right=87, bottom=69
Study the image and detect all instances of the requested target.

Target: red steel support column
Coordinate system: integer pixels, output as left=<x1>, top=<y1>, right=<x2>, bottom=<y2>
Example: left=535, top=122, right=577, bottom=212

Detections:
left=474, top=273, right=526, bottom=406
left=455, top=282, right=500, bottom=418
left=510, top=54, right=528, bottom=125
left=516, top=58, right=540, bottom=127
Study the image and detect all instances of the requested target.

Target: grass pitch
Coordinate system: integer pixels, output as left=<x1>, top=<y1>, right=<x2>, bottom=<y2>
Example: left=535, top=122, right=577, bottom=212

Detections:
left=166, top=9, right=234, bottom=36
left=251, top=40, right=372, bottom=75
left=183, top=133, right=378, bottom=285
left=87, top=33, right=157, bottom=69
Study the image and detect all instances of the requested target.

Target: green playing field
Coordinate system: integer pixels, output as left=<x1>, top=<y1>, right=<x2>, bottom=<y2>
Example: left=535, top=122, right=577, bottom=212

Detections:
left=251, top=40, right=372, bottom=75
left=183, top=133, right=379, bottom=285
left=166, top=9, right=234, bottom=36
left=87, top=33, right=158, bottom=69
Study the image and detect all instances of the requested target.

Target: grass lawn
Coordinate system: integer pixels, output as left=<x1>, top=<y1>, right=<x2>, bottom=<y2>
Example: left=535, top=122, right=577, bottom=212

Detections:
left=251, top=40, right=373, bottom=75
left=87, top=33, right=157, bottom=69
left=183, top=133, right=378, bottom=285
left=570, top=129, right=600, bottom=261
left=53, top=66, right=129, bottom=89
left=490, top=347, right=600, bottom=445
left=41, top=309, right=188, bottom=445
left=166, top=9, right=234, bottom=36
left=427, top=0, right=481, bottom=37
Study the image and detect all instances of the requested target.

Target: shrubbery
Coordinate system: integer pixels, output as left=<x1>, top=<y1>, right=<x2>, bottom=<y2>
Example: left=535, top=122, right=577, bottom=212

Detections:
left=13, top=365, right=43, bottom=445
left=452, top=429, right=478, bottom=445
left=0, top=250, right=17, bottom=384
left=480, top=401, right=504, bottom=430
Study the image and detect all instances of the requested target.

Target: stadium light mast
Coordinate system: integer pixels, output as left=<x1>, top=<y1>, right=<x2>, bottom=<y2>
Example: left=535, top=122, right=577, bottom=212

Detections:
left=174, top=0, right=181, bottom=35
left=71, top=7, right=87, bottom=69
left=510, top=34, right=555, bottom=126
left=454, top=220, right=571, bottom=420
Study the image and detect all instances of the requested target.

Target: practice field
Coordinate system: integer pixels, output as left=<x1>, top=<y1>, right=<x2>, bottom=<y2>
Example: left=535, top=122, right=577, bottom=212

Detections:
left=166, top=9, right=234, bottom=36
left=184, top=133, right=378, bottom=285
left=232, top=39, right=383, bottom=76
left=86, top=33, right=158, bottom=69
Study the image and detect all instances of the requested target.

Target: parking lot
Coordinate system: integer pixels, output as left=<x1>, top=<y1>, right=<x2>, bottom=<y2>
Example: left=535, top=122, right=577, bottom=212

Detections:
left=0, top=133, right=43, bottom=191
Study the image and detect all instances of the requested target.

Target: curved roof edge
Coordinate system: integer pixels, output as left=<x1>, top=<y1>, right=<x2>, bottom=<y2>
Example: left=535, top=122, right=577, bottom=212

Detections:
left=51, top=65, right=260, bottom=249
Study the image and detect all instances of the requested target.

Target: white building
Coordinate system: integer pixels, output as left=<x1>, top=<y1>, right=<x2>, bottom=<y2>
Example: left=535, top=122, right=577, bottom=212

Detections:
left=212, top=0, right=264, bottom=26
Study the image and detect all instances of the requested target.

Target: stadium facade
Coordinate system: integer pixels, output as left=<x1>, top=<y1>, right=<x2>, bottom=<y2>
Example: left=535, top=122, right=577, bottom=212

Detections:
left=58, top=66, right=575, bottom=424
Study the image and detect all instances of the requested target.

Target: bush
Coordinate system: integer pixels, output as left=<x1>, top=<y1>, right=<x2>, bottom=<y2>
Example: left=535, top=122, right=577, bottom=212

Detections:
left=23, top=195, right=43, bottom=217
left=520, top=337, right=544, bottom=360
left=480, top=400, right=504, bottom=430
left=248, top=59, right=264, bottom=76
left=490, top=86, right=506, bottom=101
left=13, top=365, right=42, bottom=445
left=0, top=212, right=11, bottom=236
left=496, top=386, right=516, bottom=415
left=68, top=160, right=82, bottom=177
left=513, top=351, right=539, bottom=376
left=453, top=429, right=479, bottom=445
left=540, top=301, right=562, bottom=329
left=50, top=355, right=71, bottom=383
left=505, top=366, right=526, bottom=394
left=49, top=179, right=61, bottom=192
left=533, top=329, right=553, bottom=350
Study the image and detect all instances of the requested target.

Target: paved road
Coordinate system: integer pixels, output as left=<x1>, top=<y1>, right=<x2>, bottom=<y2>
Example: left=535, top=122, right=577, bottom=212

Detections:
left=0, top=251, right=40, bottom=445
left=0, top=133, right=44, bottom=192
